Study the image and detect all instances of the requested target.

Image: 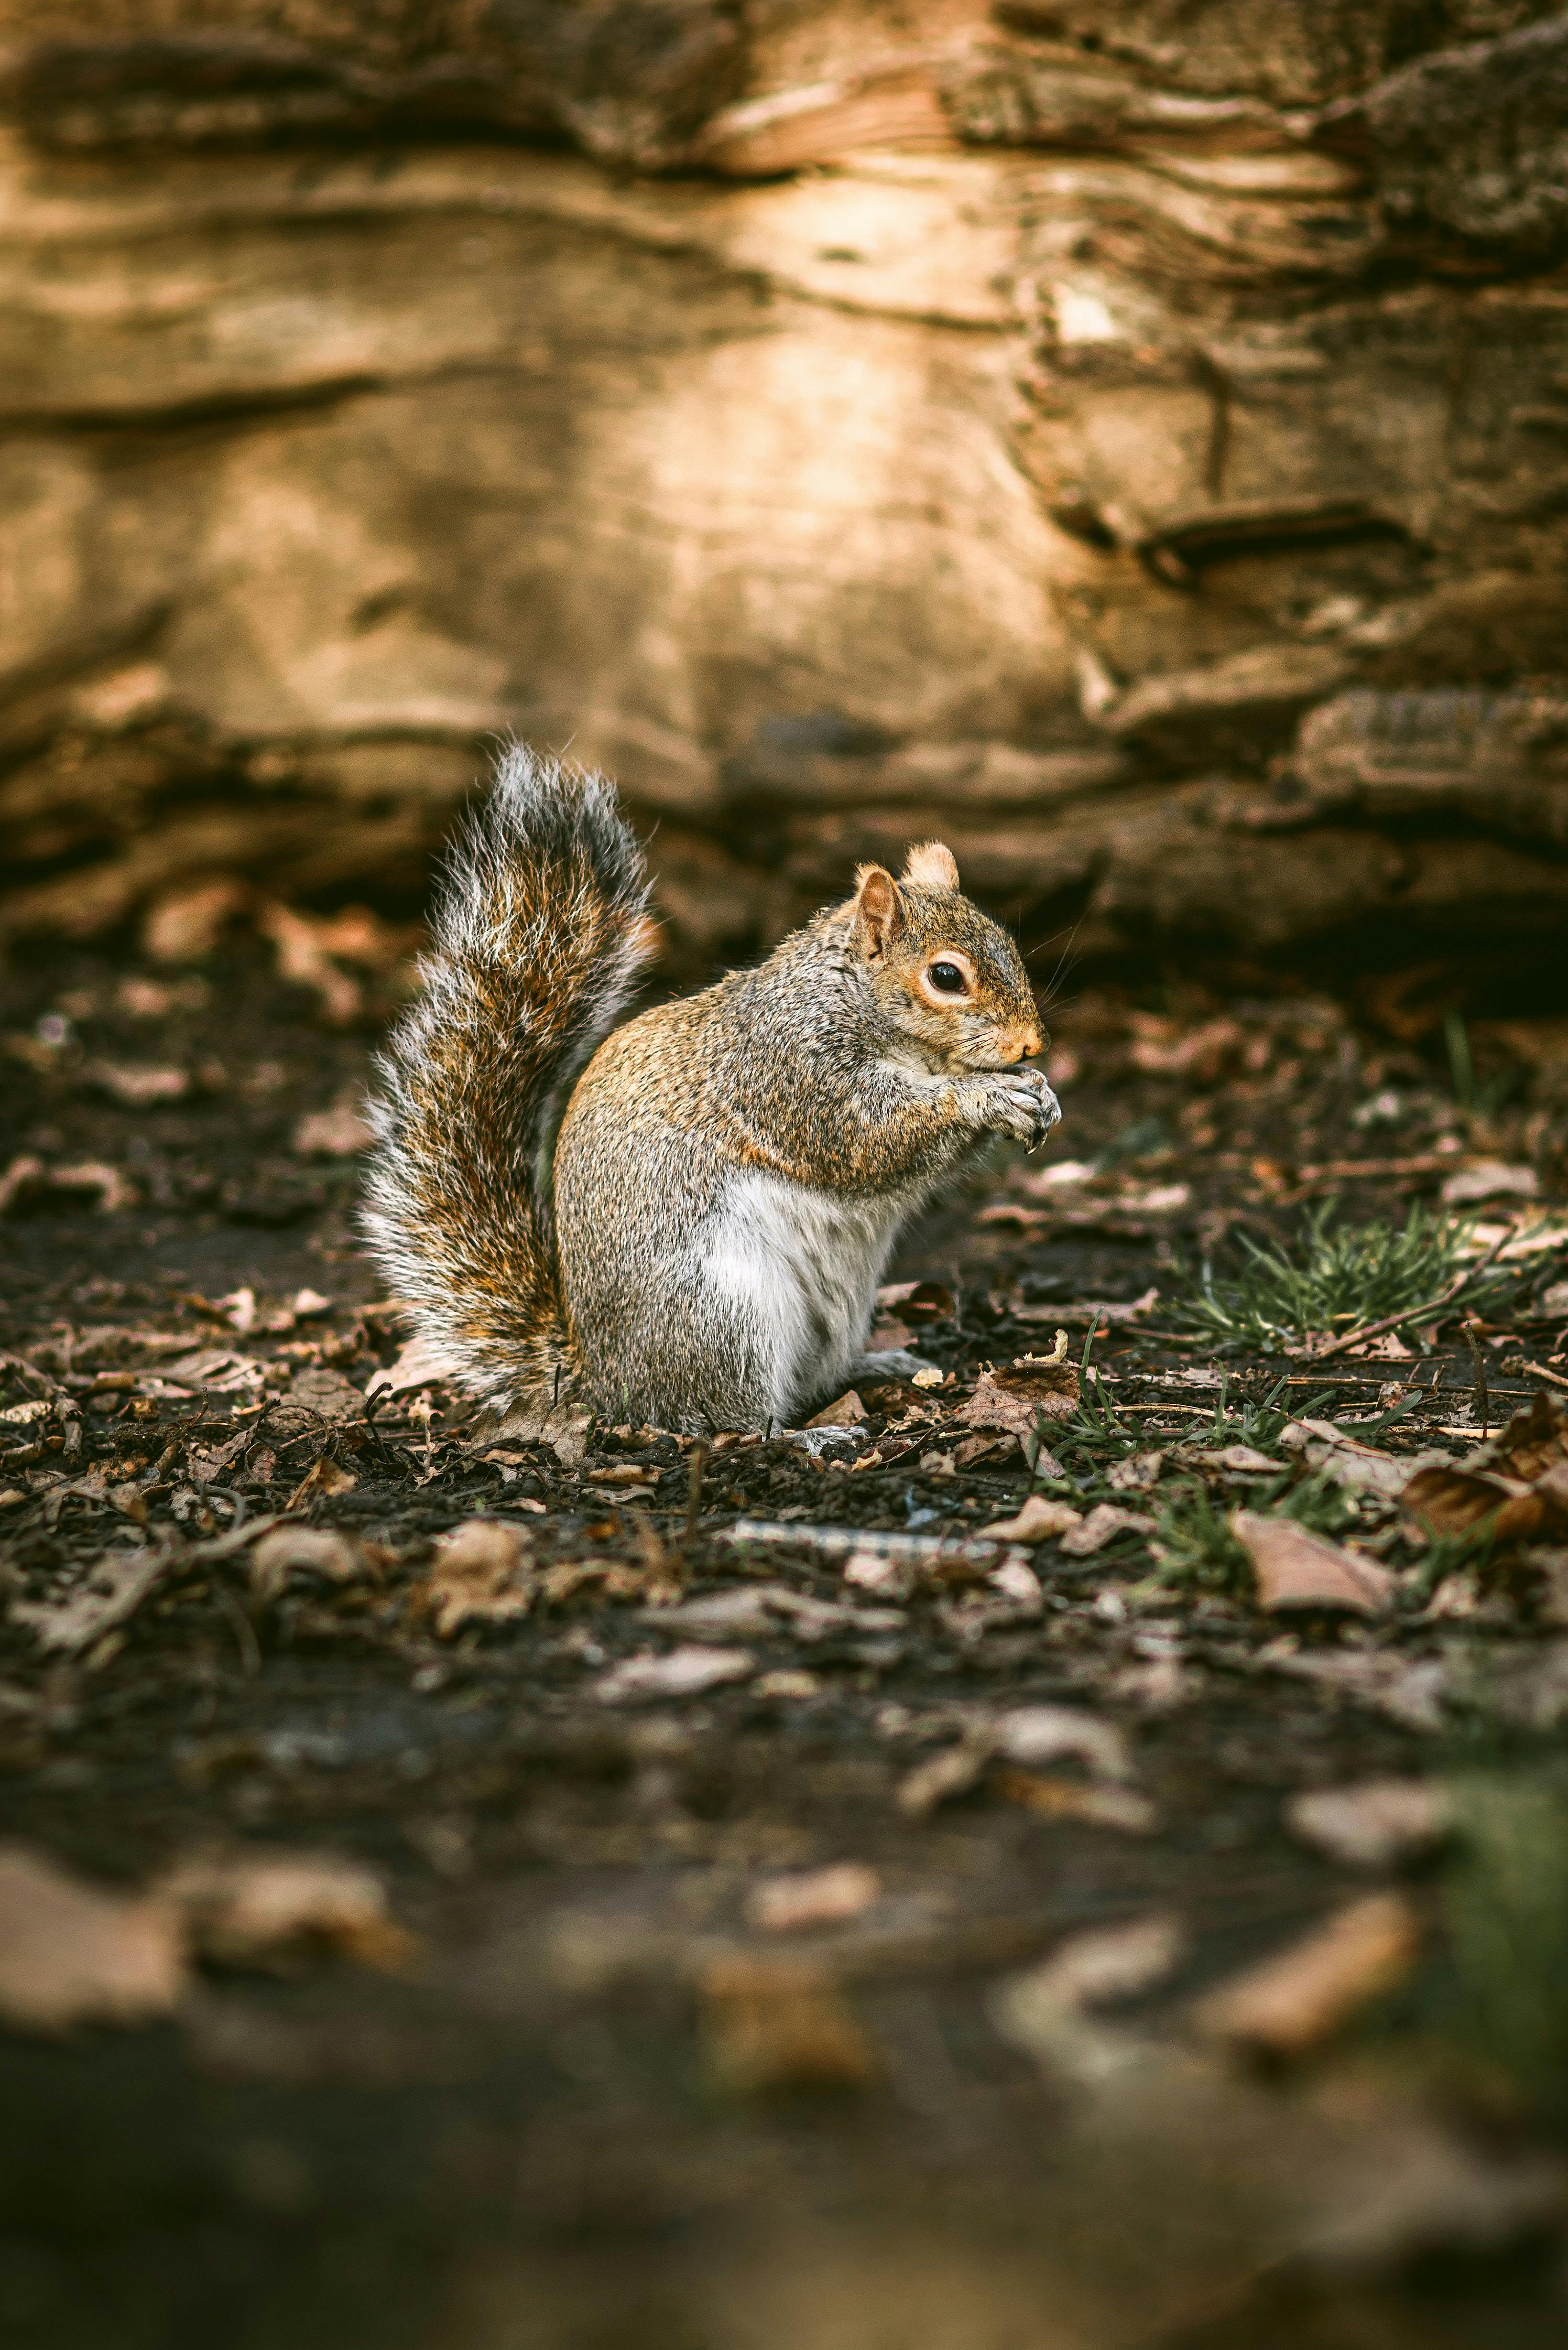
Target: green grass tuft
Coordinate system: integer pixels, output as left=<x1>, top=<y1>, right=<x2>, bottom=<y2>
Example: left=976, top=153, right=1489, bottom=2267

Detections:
left=1173, top=1200, right=1506, bottom=1353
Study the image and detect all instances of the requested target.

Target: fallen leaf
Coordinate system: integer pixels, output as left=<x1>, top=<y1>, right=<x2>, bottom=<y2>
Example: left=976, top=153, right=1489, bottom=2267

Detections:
left=1483, top=1389, right=1568, bottom=1484
left=258, top=904, right=364, bottom=1025
left=995, top=1769, right=1156, bottom=1833
left=1129, top=1016, right=1244, bottom=1084
left=994, top=1705, right=1133, bottom=1781
left=699, top=1953, right=879, bottom=2092
left=157, top=1847, right=412, bottom=1971
left=745, top=1863, right=881, bottom=1933
left=1231, top=1511, right=1395, bottom=1615
left=10, top=1547, right=169, bottom=1654
left=1210, top=1444, right=1286, bottom=1475
left=588, top=1461, right=659, bottom=1488
left=250, top=1525, right=361, bottom=1604
left=1108, top=1448, right=1165, bottom=1491
left=1399, top=1464, right=1553, bottom=1551
left=1061, top=1503, right=1157, bottom=1557
left=995, top=1915, right=1186, bottom=2055
left=282, top=1455, right=358, bottom=1511
left=897, top=1736, right=991, bottom=1817
left=160, top=1348, right=267, bottom=1394
left=1440, top=1161, right=1538, bottom=1207
left=874, top=1279, right=954, bottom=1323
left=0, top=1844, right=185, bottom=2033
left=419, top=1518, right=533, bottom=1636
left=1266, top=1646, right=1451, bottom=1733
left=979, top=1493, right=1083, bottom=1542
left=805, top=1390, right=867, bottom=1428
left=84, top=1061, right=190, bottom=1107
left=952, top=1432, right=1020, bottom=1469
left=1286, top=1780, right=1453, bottom=1870
left=141, top=875, right=247, bottom=963
left=957, top=1355, right=1079, bottom=1437
left=592, top=1645, right=755, bottom=1703
left=293, top=1095, right=374, bottom=1157
left=1192, top=1893, right=1420, bottom=2056
left=988, top=1557, right=1042, bottom=1605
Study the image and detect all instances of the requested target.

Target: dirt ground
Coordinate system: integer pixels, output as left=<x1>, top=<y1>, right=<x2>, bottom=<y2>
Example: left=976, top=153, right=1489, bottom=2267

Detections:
left=4, top=920, right=1568, bottom=2350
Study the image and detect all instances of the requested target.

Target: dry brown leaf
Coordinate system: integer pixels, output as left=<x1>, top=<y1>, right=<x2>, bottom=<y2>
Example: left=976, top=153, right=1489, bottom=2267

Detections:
left=293, top=1094, right=374, bottom=1158
left=421, top=1518, right=533, bottom=1636
left=1061, top=1502, right=1157, bottom=1556
left=250, top=1524, right=361, bottom=1604
left=10, top=1547, right=169, bottom=1654
left=952, top=1432, right=1018, bottom=1468
left=592, top=1645, right=754, bottom=1703
left=805, top=1389, right=867, bottom=1428
left=995, top=1769, right=1156, bottom=1833
left=995, top=1704, right=1133, bottom=1780
left=994, top=1915, right=1186, bottom=2057
left=282, top=1455, right=358, bottom=1511
left=979, top=1493, right=1083, bottom=1543
left=257, top=903, right=363, bottom=1024
left=700, top=1953, right=879, bottom=2092
left=141, top=875, right=247, bottom=963
left=1399, top=1464, right=1553, bottom=1551
left=1286, top=1780, right=1453, bottom=1870
left=0, top=1844, right=186, bottom=2033
left=897, top=1736, right=991, bottom=1817
left=1192, top=1893, right=1419, bottom=2056
left=365, top=1335, right=458, bottom=1399
left=85, top=1060, right=190, bottom=1108
left=745, top=1863, right=881, bottom=1934
left=1231, top=1511, right=1395, bottom=1615
left=1108, top=1448, right=1165, bottom=1491
left=873, top=1279, right=954, bottom=1324
left=157, top=1847, right=413, bottom=1972
left=1482, top=1390, right=1568, bottom=1484
left=956, top=1355, right=1079, bottom=1437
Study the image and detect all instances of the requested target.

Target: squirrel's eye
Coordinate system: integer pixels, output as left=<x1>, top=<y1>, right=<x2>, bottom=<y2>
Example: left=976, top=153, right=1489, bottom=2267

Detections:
left=928, top=960, right=966, bottom=995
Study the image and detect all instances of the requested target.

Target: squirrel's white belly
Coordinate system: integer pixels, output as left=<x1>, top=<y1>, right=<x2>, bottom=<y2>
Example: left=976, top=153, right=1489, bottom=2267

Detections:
left=703, top=1167, right=912, bottom=1425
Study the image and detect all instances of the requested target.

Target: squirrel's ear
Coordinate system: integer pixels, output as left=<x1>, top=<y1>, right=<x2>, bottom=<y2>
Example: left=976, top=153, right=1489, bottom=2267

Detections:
left=852, top=863, right=903, bottom=960
left=902, top=840, right=959, bottom=890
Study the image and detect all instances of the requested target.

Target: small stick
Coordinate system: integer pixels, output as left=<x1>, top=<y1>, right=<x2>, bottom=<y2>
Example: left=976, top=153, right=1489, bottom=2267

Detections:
left=1312, top=1226, right=1514, bottom=1362
left=1461, top=1319, right=1489, bottom=1439
left=1522, top=1359, right=1568, bottom=1393
left=684, top=1439, right=708, bottom=1541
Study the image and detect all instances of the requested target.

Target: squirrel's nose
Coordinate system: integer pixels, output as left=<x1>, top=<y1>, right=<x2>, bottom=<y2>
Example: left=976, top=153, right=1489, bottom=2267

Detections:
left=1014, top=1025, right=1043, bottom=1062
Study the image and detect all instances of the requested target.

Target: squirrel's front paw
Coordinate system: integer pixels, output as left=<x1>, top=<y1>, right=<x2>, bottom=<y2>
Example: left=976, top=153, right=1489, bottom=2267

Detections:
left=966, top=1066, right=1061, bottom=1148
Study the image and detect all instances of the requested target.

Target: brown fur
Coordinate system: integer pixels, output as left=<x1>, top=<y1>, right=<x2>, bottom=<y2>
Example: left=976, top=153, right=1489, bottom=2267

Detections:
left=364, top=758, right=1057, bottom=1431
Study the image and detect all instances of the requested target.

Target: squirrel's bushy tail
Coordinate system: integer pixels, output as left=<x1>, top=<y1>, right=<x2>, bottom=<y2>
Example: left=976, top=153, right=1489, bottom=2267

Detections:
left=362, top=746, right=653, bottom=1407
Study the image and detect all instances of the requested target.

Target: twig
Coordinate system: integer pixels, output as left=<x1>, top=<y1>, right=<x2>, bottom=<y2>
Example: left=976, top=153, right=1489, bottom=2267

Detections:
left=1311, top=1227, right=1515, bottom=1362
left=1522, top=1359, right=1568, bottom=1393
left=1461, top=1321, right=1489, bottom=1439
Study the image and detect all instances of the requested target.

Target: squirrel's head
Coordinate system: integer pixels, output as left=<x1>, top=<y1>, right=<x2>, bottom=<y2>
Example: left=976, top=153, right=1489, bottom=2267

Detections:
left=846, top=842, right=1044, bottom=1073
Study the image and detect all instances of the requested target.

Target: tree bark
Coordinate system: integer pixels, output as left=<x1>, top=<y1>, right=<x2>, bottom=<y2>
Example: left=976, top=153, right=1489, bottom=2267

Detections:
left=3, top=0, right=1567, bottom=977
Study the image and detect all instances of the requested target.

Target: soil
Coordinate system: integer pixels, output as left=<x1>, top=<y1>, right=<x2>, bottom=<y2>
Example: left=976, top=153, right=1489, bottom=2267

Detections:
left=3, top=933, right=1567, bottom=2350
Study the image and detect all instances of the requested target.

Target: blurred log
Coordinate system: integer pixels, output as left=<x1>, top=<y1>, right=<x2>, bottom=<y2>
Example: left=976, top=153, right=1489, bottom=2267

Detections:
left=2, top=0, right=1567, bottom=977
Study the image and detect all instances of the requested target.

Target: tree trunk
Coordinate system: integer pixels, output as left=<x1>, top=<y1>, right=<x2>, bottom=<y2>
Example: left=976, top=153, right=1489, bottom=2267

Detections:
left=3, top=1, right=1567, bottom=982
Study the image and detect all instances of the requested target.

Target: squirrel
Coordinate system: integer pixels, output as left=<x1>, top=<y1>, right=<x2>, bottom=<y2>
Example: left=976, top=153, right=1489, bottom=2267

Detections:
left=363, top=746, right=1061, bottom=1436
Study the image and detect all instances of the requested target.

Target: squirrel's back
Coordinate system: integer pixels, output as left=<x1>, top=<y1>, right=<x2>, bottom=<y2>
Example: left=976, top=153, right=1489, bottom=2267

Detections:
left=361, top=747, right=653, bottom=1408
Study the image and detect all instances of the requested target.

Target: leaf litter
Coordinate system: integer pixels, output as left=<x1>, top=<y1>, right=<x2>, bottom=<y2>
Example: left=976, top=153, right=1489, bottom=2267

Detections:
left=6, top=950, right=1568, bottom=2331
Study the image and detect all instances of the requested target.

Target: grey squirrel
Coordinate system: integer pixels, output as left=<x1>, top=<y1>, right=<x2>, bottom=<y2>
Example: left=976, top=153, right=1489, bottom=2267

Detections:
left=363, top=747, right=1061, bottom=1434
